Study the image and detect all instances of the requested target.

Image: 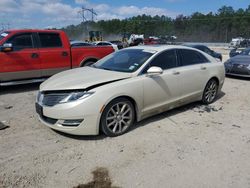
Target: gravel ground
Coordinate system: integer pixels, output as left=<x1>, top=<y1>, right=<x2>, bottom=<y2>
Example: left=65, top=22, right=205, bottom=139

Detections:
left=1, top=49, right=250, bottom=188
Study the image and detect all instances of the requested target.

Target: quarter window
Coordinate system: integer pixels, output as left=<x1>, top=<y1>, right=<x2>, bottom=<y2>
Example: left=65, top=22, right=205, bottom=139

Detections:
left=38, top=33, right=62, bottom=48
left=179, top=49, right=208, bottom=66
left=150, top=50, right=178, bottom=70
left=6, top=33, right=33, bottom=50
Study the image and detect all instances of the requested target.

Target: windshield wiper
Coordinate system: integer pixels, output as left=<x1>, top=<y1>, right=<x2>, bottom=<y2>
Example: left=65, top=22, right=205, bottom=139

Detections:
left=100, top=67, right=114, bottom=71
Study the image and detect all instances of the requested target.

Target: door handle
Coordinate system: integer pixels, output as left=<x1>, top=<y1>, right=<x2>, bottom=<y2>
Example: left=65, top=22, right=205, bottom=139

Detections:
left=62, top=51, right=68, bottom=57
left=201, top=66, right=207, bottom=70
left=31, top=53, right=39, bottom=58
left=173, top=70, right=180, bottom=75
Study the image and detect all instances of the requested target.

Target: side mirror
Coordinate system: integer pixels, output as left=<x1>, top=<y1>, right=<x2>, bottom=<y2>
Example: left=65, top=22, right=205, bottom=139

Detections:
left=147, top=66, right=163, bottom=76
left=1, top=43, right=13, bottom=52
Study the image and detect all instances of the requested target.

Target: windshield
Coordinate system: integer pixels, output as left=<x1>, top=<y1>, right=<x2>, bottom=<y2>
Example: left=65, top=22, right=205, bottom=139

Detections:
left=93, top=49, right=155, bottom=73
left=0, top=31, right=10, bottom=41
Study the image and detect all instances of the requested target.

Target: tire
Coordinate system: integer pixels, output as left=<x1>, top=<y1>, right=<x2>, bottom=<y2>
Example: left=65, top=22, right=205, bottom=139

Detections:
left=202, top=79, right=219, bottom=104
left=101, top=98, right=135, bottom=137
left=82, top=61, right=96, bottom=67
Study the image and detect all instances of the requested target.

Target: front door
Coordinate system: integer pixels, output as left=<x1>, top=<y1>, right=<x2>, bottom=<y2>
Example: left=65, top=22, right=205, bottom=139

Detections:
left=141, top=49, right=183, bottom=116
left=0, top=33, right=41, bottom=82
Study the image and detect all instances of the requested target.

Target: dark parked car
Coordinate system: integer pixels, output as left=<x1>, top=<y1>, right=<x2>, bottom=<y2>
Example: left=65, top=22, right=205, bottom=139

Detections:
left=70, top=41, right=93, bottom=47
left=185, top=44, right=222, bottom=61
left=229, top=47, right=250, bottom=58
left=224, top=51, right=250, bottom=77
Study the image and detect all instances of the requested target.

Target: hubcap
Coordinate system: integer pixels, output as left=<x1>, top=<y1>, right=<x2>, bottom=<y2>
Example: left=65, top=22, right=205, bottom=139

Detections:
left=204, top=81, right=217, bottom=103
left=106, top=102, right=133, bottom=134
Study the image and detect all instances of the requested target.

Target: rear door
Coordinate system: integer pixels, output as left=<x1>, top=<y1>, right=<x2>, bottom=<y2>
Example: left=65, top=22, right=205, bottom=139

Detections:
left=176, top=49, right=211, bottom=101
left=37, top=32, right=70, bottom=77
left=0, top=32, right=41, bottom=82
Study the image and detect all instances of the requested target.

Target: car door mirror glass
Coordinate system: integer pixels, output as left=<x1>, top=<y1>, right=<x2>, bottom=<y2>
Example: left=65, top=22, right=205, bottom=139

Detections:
left=1, top=43, right=13, bottom=52
left=147, top=66, right=163, bottom=75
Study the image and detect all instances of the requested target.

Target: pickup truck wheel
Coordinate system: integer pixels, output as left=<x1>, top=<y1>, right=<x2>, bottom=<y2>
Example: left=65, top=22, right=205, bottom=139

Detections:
left=83, top=61, right=95, bottom=67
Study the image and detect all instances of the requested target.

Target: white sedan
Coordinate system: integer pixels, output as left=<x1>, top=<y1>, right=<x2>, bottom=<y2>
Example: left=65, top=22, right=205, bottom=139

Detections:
left=36, top=45, right=225, bottom=137
left=92, top=41, right=119, bottom=51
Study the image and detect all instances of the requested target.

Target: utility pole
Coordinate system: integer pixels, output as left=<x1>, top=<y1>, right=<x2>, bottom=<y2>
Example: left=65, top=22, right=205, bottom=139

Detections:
left=78, top=6, right=97, bottom=23
left=87, top=8, right=97, bottom=22
left=78, top=6, right=97, bottom=35
left=78, top=6, right=87, bottom=23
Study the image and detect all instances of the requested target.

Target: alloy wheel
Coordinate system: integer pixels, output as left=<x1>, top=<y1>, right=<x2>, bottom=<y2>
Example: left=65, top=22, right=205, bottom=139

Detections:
left=105, top=102, right=133, bottom=134
left=204, top=80, right=218, bottom=103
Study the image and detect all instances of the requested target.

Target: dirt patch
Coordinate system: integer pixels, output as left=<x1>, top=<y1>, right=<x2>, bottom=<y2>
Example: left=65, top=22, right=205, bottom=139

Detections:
left=193, top=105, right=223, bottom=113
left=74, top=167, right=120, bottom=188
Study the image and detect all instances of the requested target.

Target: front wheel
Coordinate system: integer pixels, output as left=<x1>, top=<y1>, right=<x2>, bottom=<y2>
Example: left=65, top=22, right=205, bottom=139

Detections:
left=202, top=79, right=218, bottom=104
left=101, top=98, right=135, bottom=137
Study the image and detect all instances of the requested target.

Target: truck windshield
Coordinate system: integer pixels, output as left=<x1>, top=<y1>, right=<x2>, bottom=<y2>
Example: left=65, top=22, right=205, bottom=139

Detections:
left=93, top=49, right=155, bottom=73
left=0, top=31, right=10, bottom=41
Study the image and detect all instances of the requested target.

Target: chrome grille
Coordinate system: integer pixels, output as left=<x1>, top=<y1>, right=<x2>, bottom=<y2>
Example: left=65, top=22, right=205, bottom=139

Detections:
left=41, top=93, right=68, bottom=107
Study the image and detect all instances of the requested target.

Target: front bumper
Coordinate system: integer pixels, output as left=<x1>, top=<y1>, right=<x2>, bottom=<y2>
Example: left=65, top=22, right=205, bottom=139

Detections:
left=225, top=64, right=250, bottom=77
left=35, top=100, right=101, bottom=135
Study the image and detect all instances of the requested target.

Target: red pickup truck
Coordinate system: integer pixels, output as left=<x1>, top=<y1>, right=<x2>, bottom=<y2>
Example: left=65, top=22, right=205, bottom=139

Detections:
left=0, top=29, right=114, bottom=86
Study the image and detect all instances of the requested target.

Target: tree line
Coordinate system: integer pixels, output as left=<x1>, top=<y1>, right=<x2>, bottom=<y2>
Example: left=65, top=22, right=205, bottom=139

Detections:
left=63, top=5, right=250, bottom=42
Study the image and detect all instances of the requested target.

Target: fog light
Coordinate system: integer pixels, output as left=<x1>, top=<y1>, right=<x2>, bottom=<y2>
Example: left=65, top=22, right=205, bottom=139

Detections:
left=58, top=119, right=83, bottom=127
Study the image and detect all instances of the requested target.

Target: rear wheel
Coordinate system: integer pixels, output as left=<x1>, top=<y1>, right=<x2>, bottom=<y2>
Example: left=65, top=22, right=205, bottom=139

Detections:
left=82, top=60, right=96, bottom=67
left=101, top=98, right=135, bottom=137
left=202, top=79, right=218, bottom=104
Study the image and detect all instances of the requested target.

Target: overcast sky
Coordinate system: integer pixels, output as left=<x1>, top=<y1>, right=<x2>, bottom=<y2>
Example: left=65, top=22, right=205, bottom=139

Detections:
left=0, top=0, right=249, bottom=29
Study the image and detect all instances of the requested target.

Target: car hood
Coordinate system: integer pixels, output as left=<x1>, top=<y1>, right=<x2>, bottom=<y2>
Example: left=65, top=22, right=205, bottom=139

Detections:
left=229, top=55, right=250, bottom=65
left=40, top=67, right=132, bottom=91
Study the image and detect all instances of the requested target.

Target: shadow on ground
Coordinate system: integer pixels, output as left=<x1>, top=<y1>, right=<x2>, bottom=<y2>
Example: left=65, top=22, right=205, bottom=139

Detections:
left=56, top=91, right=226, bottom=140
left=134, top=91, right=225, bottom=131
left=0, top=83, right=40, bottom=95
left=226, top=75, right=250, bottom=81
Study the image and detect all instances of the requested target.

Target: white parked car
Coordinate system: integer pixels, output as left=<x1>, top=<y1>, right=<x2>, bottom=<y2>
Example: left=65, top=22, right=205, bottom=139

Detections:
left=36, top=45, right=225, bottom=137
left=92, top=41, right=119, bottom=51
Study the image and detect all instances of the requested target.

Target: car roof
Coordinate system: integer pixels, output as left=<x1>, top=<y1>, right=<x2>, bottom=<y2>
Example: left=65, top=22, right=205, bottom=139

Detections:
left=94, top=41, right=110, bottom=43
left=5, top=29, right=62, bottom=34
left=70, top=41, right=89, bottom=44
left=128, top=45, right=199, bottom=53
left=184, top=44, right=207, bottom=48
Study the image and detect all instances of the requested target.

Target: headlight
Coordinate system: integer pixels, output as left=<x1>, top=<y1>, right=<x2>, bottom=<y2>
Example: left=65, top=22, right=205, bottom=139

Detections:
left=224, top=60, right=232, bottom=67
left=38, top=91, right=95, bottom=106
left=59, top=91, right=94, bottom=104
left=247, top=64, right=250, bottom=70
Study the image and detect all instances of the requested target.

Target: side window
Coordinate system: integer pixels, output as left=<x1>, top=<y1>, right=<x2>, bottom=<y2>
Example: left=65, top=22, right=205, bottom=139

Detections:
left=150, top=50, right=177, bottom=70
left=6, top=33, right=33, bottom=51
left=103, top=42, right=111, bottom=46
left=179, top=49, right=208, bottom=66
left=38, top=33, right=62, bottom=48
